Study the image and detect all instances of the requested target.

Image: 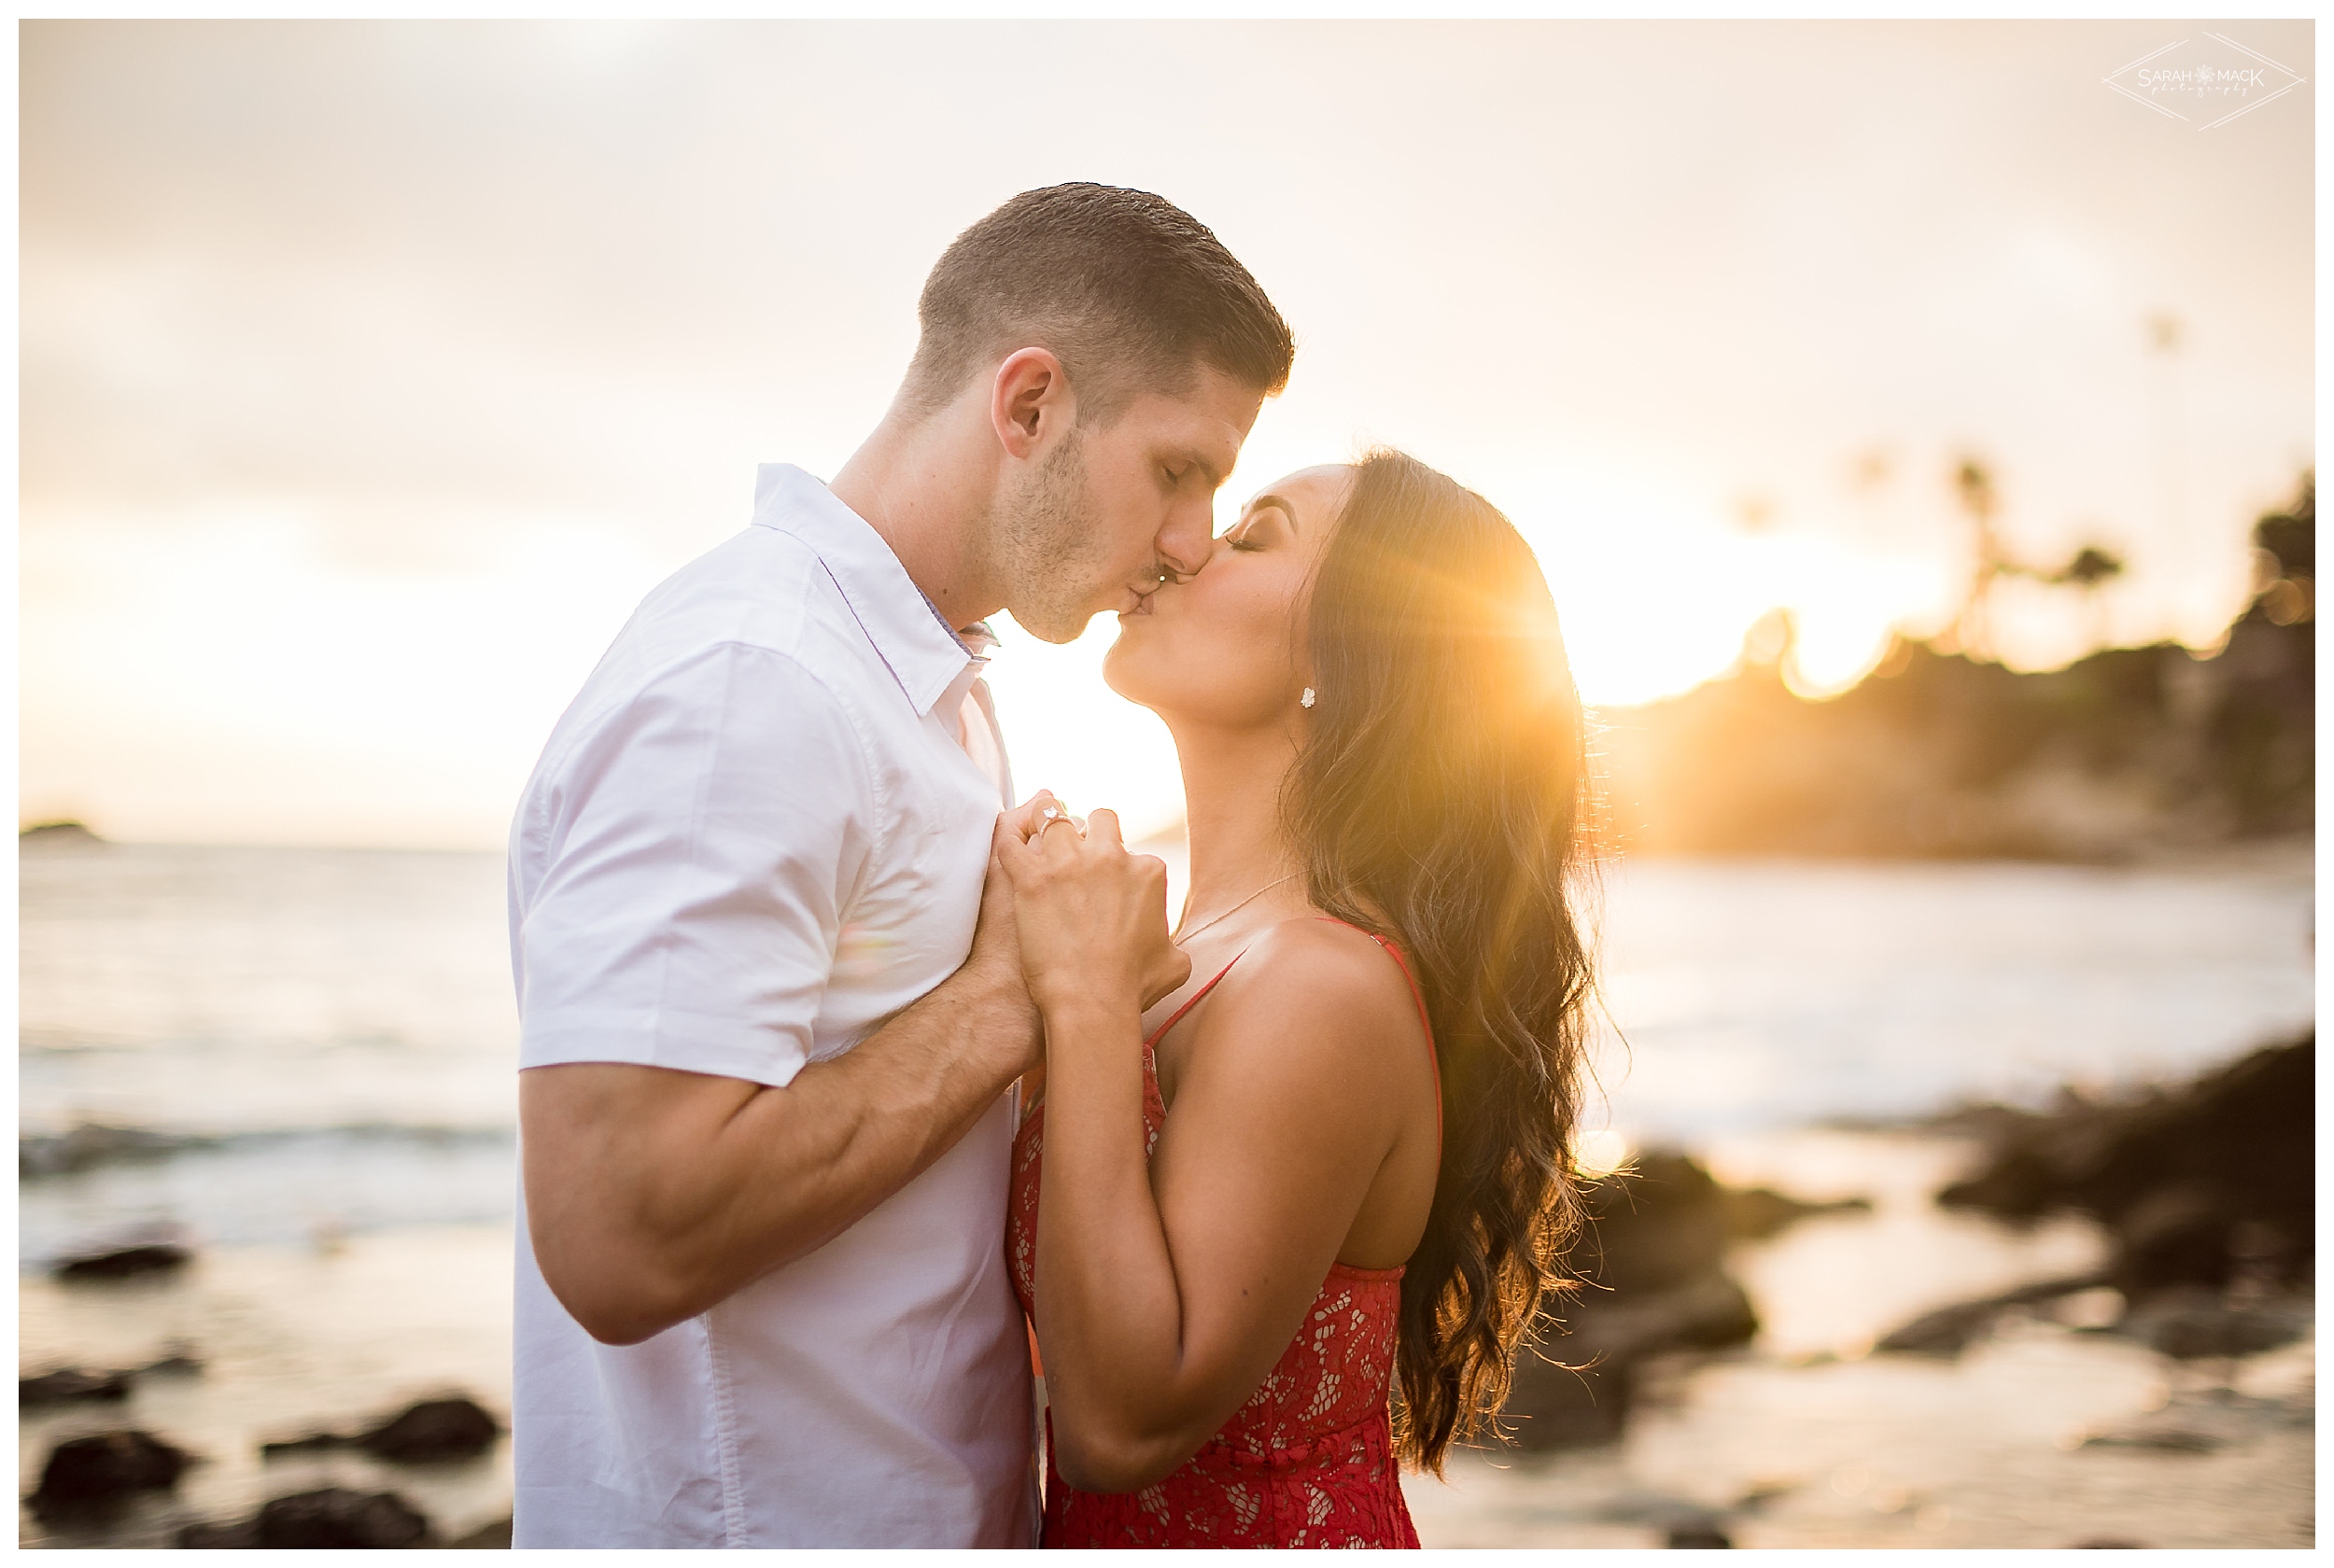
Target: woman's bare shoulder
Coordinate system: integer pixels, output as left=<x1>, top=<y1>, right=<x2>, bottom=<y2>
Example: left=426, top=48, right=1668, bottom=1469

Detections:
left=1157, top=915, right=1434, bottom=1185
left=1189, top=916, right=1429, bottom=1073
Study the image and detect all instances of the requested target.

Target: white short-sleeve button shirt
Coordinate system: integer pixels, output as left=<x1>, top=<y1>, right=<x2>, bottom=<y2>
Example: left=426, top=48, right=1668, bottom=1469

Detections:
left=507, top=465, right=1033, bottom=1547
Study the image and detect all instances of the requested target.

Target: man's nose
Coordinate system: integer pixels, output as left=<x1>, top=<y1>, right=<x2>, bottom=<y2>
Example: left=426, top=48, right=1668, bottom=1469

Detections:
left=1155, top=501, right=1216, bottom=582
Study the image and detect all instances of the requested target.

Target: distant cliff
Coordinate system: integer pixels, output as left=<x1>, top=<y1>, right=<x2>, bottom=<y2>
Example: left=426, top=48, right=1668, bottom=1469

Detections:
left=1597, top=478, right=2313, bottom=861
left=19, top=820, right=105, bottom=847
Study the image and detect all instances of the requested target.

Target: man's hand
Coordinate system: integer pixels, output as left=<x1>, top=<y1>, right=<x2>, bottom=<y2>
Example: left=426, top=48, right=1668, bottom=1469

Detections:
left=966, top=811, right=1042, bottom=1080
left=522, top=856, right=1047, bottom=1347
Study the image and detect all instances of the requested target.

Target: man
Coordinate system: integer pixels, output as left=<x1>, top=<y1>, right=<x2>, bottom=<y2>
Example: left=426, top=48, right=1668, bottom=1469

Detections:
left=508, top=184, right=1294, bottom=1547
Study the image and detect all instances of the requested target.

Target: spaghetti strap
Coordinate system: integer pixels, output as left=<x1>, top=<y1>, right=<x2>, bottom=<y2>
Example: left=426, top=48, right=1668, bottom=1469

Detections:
left=1315, top=917, right=1442, bottom=1146
left=1144, top=953, right=1246, bottom=1048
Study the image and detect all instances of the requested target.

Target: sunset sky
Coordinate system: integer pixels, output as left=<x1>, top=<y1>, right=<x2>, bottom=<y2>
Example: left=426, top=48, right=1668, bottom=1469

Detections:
left=21, top=21, right=2314, bottom=847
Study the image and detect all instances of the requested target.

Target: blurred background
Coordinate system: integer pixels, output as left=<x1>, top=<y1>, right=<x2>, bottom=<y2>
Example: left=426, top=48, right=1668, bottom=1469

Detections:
left=19, top=20, right=2313, bottom=1549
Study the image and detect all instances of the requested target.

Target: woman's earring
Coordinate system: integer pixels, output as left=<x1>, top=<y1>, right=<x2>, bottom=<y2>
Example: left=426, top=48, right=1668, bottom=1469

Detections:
left=1300, top=687, right=1316, bottom=709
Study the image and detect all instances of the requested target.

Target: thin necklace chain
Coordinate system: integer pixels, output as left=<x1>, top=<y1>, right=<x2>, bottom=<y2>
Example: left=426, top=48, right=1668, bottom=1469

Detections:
left=1174, top=873, right=1300, bottom=947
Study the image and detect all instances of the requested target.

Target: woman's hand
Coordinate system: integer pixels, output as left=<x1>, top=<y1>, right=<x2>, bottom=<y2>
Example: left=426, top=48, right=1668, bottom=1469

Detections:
left=996, top=798, right=1191, bottom=1025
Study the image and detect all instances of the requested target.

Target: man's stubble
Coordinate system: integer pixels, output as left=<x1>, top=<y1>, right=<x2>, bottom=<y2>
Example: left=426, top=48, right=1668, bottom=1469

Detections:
left=989, top=427, right=1121, bottom=645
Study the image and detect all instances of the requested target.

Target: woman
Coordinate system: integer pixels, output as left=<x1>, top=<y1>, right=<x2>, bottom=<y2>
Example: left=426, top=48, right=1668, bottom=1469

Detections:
left=996, top=450, right=1599, bottom=1547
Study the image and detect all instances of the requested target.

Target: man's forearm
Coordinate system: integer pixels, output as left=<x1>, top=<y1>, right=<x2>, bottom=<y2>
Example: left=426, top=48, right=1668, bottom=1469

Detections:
left=523, top=962, right=1037, bottom=1345
left=725, top=968, right=1038, bottom=1265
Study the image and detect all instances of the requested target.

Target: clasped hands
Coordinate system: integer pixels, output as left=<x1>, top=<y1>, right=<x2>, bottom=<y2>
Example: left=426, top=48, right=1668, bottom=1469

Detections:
left=977, top=791, right=1191, bottom=1032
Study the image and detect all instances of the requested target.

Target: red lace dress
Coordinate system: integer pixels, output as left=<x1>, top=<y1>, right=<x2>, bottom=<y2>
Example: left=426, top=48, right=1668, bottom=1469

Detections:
left=1006, top=922, right=1436, bottom=1548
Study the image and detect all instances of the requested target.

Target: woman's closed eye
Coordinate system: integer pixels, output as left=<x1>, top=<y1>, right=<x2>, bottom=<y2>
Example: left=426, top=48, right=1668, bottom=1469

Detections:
left=1226, top=506, right=1288, bottom=553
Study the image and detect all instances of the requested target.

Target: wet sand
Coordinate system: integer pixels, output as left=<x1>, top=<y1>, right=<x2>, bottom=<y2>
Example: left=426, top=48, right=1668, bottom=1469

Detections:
left=1405, top=1328, right=2313, bottom=1548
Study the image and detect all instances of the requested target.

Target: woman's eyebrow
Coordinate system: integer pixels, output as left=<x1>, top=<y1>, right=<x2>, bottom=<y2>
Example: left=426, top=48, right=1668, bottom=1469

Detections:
left=1244, top=494, right=1300, bottom=532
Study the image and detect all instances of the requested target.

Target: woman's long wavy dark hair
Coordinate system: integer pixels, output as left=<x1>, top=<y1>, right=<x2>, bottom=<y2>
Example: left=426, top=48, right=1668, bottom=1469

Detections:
left=1285, top=450, right=1597, bottom=1474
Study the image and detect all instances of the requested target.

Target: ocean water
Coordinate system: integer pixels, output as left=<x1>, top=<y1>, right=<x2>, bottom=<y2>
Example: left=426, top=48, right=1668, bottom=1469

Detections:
left=20, top=837, right=2314, bottom=1268
left=1582, top=849, right=2315, bottom=1142
left=21, top=845, right=518, bottom=1267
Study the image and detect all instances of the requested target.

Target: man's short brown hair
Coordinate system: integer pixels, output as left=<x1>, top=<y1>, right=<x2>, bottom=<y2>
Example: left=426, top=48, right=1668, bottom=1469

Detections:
left=900, top=183, right=1295, bottom=424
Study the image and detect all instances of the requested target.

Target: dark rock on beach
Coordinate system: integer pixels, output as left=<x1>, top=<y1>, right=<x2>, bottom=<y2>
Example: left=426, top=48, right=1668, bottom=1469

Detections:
left=362, top=1395, right=501, bottom=1461
left=263, top=1394, right=502, bottom=1463
left=1937, top=1035, right=2313, bottom=1296
left=179, top=1487, right=431, bottom=1548
left=260, top=1487, right=430, bottom=1548
left=1875, top=1273, right=2108, bottom=1356
left=21, top=1123, right=209, bottom=1180
left=21, top=1346, right=204, bottom=1407
left=1867, top=1269, right=2129, bottom=1353
left=1566, top=1152, right=1822, bottom=1307
left=2074, top=1383, right=2312, bottom=1461
left=176, top=1518, right=263, bottom=1548
left=1666, top=1519, right=1736, bottom=1547
left=54, top=1240, right=194, bottom=1282
left=1720, top=1185, right=1870, bottom=1240
left=20, top=1367, right=134, bottom=1406
left=1870, top=1036, right=2313, bottom=1360
left=1506, top=1153, right=1769, bottom=1449
left=27, top=1430, right=193, bottom=1517
left=2117, top=1285, right=2313, bottom=1361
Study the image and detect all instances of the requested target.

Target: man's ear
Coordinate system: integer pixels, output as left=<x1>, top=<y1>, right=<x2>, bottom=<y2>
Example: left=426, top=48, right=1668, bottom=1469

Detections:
left=990, top=347, right=1075, bottom=461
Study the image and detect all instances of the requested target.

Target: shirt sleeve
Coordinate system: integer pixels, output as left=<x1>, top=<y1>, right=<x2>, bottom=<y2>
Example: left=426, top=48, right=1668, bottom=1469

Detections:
left=513, top=640, right=879, bottom=1088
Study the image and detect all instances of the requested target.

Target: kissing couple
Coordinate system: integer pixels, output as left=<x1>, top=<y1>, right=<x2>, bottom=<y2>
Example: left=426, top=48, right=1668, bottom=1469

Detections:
left=506, top=183, right=1597, bottom=1548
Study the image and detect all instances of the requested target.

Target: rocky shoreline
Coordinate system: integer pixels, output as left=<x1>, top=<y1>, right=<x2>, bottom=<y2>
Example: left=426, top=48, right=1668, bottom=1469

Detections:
left=1495, top=1030, right=2314, bottom=1547
left=1934, top=1035, right=2312, bottom=1299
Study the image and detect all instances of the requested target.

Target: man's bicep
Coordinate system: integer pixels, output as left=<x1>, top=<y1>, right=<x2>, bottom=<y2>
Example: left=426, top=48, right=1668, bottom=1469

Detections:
left=521, top=1060, right=763, bottom=1179
left=519, top=1060, right=774, bottom=1341
left=515, top=644, right=877, bottom=1087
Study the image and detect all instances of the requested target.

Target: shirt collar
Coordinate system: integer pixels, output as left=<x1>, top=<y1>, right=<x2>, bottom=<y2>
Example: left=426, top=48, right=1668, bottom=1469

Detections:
left=751, top=464, right=989, bottom=717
